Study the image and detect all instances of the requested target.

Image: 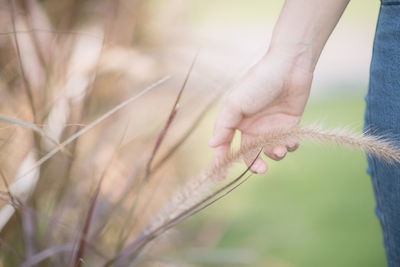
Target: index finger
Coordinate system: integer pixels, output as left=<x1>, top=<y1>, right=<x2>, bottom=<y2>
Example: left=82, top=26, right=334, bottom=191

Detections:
left=209, top=103, right=243, bottom=162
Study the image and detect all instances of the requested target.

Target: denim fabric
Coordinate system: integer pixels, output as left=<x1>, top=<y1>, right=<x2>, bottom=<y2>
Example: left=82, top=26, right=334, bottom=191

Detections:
left=365, top=3, right=400, bottom=266
left=381, top=1, right=400, bottom=6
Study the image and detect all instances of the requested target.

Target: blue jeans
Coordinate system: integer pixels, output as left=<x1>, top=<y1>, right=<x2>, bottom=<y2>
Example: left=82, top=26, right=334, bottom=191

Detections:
left=365, top=1, right=400, bottom=266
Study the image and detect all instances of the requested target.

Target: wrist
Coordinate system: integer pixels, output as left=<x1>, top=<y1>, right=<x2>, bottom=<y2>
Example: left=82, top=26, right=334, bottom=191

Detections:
left=265, top=42, right=317, bottom=73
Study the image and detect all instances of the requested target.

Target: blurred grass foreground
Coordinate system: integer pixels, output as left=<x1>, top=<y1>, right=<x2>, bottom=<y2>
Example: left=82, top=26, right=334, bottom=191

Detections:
left=0, top=0, right=385, bottom=266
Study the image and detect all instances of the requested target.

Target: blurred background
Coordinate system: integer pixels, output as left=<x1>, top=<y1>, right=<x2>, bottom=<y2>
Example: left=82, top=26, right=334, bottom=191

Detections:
left=0, top=0, right=384, bottom=266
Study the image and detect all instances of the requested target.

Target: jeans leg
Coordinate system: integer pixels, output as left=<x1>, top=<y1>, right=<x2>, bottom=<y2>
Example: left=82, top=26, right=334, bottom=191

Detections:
left=365, top=3, right=400, bottom=267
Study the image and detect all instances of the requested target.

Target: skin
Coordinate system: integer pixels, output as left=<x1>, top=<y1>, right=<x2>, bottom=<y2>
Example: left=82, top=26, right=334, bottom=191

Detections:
left=209, top=0, right=350, bottom=174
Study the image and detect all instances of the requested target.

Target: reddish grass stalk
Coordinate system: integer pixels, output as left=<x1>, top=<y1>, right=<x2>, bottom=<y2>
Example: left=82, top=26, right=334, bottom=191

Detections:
left=73, top=177, right=103, bottom=267
left=113, top=54, right=199, bottom=253
left=144, top=108, right=178, bottom=176
left=106, top=151, right=261, bottom=266
left=151, top=92, right=221, bottom=172
left=123, top=92, right=221, bottom=241
left=108, top=125, right=400, bottom=265
left=144, top=52, right=198, bottom=177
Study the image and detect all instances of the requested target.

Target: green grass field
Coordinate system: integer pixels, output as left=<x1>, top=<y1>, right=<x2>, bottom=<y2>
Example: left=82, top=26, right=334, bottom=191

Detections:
left=177, top=91, right=386, bottom=267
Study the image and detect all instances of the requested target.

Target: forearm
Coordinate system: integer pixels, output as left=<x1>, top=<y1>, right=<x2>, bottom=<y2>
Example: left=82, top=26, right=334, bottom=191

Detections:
left=268, top=0, right=350, bottom=71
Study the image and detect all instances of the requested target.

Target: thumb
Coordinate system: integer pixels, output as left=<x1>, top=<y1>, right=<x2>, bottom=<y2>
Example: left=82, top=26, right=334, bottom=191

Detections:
left=209, top=103, right=243, bottom=149
left=209, top=103, right=243, bottom=173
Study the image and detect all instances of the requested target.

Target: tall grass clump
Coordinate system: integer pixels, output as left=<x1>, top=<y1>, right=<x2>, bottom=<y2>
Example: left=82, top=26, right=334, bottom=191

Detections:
left=1, top=1, right=400, bottom=267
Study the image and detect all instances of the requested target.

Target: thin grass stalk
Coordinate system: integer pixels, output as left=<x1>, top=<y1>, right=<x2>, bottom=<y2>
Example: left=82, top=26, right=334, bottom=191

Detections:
left=18, top=0, right=54, bottom=122
left=73, top=176, right=104, bottom=267
left=17, top=0, right=47, bottom=74
left=5, top=198, right=110, bottom=263
left=83, top=120, right=131, bottom=252
left=134, top=91, right=222, bottom=211
left=0, top=114, right=64, bottom=150
left=21, top=205, right=37, bottom=260
left=117, top=93, right=220, bottom=246
left=108, top=152, right=261, bottom=266
left=3, top=2, right=44, bottom=245
left=0, top=237, right=25, bottom=262
left=127, top=174, right=254, bottom=266
left=144, top=52, right=198, bottom=177
left=0, top=191, right=110, bottom=264
left=113, top=173, right=145, bottom=254
left=114, top=57, right=197, bottom=252
left=151, top=91, right=221, bottom=173
left=8, top=0, right=38, bottom=125
left=0, top=170, right=14, bottom=203
left=109, top=125, right=400, bottom=265
left=120, top=93, right=222, bottom=246
left=20, top=244, right=74, bottom=267
left=84, top=131, right=139, bottom=249
left=0, top=29, right=103, bottom=40
left=0, top=77, right=168, bottom=233
left=129, top=174, right=253, bottom=267
left=70, top=117, right=125, bottom=261
left=0, top=130, right=15, bottom=153
left=44, top=31, right=106, bottom=242
left=89, top=159, right=145, bottom=242
left=0, top=152, right=40, bottom=232
left=13, top=76, right=170, bottom=184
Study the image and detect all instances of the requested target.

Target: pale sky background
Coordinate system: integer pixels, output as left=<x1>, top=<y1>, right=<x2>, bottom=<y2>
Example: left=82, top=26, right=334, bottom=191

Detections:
left=160, top=0, right=381, bottom=98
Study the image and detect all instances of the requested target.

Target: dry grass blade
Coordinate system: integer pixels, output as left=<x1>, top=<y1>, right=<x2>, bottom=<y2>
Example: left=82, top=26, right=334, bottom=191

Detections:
left=0, top=237, right=25, bottom=262
left=108, top=151, right=261, bottom=266
left=122, top=93, right=221, bottom=243
left=0, top=114, right=63, bottom=150
left=126, top=174, right=253, bottom=267
left=22, top=207, right=37, bottom=259
left=0, top=152, right=39, bottom=232
left=0, top=170, right=14, bottom=202
left=8, top=0, right=37, bottom=123
left=71, top=122, right=127, bottom=266
left=0, top=29, right=103, bottom=39
left=44, top=31, right=106, bottom=238
left=114, top=56, right=197, bottom=253
left=0, top=131, right=15, bottom=152
left=109, top=124, right=400, bottom=265
left=14, top=76, right=170, bottom=182
left=20, top=244, right=74, bottom=267
left=145, top=53, right=198, bottom=177
left=73, top=176, right=103, bottom=267
left=144, top=108, right=178, bottom=176
left=151, top=91, right=221, bottom=173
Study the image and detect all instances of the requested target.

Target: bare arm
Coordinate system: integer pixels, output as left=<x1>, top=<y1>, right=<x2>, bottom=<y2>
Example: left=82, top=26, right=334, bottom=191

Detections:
left=270, top=0, right=350, bottom=70
left=210, top=0, right=350, bottom=174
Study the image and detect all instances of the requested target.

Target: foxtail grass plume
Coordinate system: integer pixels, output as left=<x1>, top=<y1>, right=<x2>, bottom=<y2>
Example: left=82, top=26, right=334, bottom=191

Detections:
left=147, top=124, right=400, bottom=238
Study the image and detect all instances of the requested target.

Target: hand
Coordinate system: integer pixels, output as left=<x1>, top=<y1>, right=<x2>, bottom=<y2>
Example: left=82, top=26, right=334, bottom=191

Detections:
left=209, top=49, right=313, bottom=174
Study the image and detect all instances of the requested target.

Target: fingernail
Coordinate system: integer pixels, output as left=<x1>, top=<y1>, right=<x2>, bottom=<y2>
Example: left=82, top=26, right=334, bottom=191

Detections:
left=251, top=161, right=266, bottom=174
left=257, top=163, right=267, bottom=174
left=250, top=161, right=260, bottom=173
left=274, top=148, right=286, bottom=159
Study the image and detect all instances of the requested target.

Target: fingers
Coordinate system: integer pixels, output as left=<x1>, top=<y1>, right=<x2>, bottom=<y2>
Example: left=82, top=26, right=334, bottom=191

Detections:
left=263, top=145, right=287, bottom=161
left=209, top=101, right=243, bottom=179
left=263, top=137, right=299, bottom=161
left=209, top=104, right=242, bottom=149
left=241, top=133, right=268, bottom=174
left=286, top=137, right=299, bottom=152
